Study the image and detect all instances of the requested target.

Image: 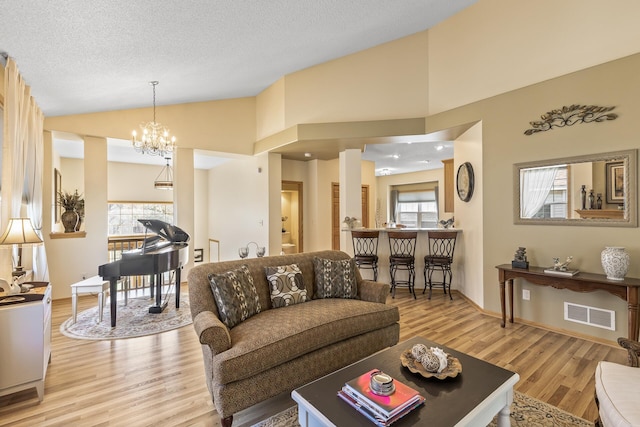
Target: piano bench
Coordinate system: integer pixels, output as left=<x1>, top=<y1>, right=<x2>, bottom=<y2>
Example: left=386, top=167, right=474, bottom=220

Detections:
left=70, top=276, right=110, bottom=324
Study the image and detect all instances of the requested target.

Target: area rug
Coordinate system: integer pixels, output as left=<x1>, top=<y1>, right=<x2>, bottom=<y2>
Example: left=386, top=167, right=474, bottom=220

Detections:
left=60, top=293, right=192, bottom=340
left=251, top=391, right=593, bottom=427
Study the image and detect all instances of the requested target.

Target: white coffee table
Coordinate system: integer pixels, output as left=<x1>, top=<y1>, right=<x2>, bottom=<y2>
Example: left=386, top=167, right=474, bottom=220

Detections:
left=292, top=336, right=519, bottom=426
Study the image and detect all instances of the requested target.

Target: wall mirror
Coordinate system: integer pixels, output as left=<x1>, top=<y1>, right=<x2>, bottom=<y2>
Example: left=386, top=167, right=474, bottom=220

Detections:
left=514, top=149, right=637, bottom=227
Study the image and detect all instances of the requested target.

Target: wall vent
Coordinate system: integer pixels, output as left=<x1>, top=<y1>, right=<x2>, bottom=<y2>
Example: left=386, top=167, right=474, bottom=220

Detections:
left=564, top=302, right=615, bottom=331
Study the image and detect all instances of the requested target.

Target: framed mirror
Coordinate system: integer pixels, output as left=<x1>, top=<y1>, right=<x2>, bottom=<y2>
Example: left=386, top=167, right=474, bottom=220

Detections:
left=514, top=149, right=637, bottom=227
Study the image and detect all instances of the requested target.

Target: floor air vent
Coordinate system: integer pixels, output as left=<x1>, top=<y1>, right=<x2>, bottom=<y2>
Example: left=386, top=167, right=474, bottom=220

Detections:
left=564, top=302, right=615, bottom=330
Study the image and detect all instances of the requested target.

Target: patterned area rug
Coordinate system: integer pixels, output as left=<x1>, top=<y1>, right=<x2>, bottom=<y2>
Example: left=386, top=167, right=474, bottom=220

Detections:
left=252, top=391, right=593, bottom=427
left=60, top=293, right=192, bottom=340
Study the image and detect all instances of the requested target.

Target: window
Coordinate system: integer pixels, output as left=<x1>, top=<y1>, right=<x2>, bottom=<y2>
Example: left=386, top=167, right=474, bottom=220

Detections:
left=396, top=189, right=438, bottom=228
left=531, top=167, right=568, bottom=219
left=108, top=202, right=173, bottom=235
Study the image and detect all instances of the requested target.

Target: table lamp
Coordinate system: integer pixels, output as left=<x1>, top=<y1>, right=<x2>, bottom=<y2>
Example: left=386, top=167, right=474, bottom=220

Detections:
left=0, top=218, right=43, bottom=277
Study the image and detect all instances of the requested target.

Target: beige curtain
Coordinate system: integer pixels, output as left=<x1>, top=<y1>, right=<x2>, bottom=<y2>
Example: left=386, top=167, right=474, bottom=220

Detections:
left=1, top=58, right=48, bottom=280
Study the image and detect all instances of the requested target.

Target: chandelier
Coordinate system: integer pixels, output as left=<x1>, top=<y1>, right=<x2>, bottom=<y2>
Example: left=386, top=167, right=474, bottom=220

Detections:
left=154, top=157, right=173, bottom=190
left=132, top=81, right=176, bottom=156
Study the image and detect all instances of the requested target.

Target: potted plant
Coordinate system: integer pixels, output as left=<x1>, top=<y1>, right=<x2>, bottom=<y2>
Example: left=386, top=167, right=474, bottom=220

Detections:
left=57, top=189, right=84, bottom=232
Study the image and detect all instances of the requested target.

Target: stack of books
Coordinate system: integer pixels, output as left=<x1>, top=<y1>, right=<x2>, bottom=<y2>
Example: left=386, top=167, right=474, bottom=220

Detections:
left=337, top=369, right=425, bottom=426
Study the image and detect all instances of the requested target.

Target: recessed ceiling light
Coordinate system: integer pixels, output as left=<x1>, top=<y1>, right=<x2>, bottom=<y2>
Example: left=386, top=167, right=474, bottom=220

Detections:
left=435, top=145, right=444, bottom=151
left=304, top=152, right=312, bottom=158
left=422, top=160, right=430, bottom=164
left=391, top=154, right=400, bottom=159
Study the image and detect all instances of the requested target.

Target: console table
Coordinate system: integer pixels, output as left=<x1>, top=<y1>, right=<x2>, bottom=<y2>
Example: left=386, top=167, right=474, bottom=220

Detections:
left=496, top=264, right=640, bottom=340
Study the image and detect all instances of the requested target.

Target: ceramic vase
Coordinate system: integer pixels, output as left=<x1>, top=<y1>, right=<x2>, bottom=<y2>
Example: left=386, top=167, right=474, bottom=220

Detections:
left=601, top=246, right=630, bottom=281
left=61, top=209, right=79, bottom=233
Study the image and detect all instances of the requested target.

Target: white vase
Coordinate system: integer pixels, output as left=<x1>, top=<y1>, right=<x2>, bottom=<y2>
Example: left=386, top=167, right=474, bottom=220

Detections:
left=601, top=247, right=630, bottom=281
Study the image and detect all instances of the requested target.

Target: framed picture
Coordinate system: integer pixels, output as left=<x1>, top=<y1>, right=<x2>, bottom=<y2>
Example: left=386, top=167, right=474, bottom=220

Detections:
left=54, top=168, right=62, bottom=222
left=606, top=161, right=624, bottom=204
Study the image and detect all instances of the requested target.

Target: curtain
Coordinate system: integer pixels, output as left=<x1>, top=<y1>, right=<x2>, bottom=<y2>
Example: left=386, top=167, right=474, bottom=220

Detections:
left=389, top=189, right=398, bottom=223
left=25, top=96, right=48, bottom=280
left=520, top=166, right=560, bottom=218
left=1, top=58, right=48, bottom=279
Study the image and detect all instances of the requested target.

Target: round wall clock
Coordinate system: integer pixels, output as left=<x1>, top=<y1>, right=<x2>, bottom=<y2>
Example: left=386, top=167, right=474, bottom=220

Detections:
left=456, top=162, right=474, bottom=202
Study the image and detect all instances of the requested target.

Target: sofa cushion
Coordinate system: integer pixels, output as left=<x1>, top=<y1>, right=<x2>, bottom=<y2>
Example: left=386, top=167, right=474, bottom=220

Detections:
left=212, top=298, right=399, bottom=384
left=595, top=361, right=640, bottom=427
left=209, top=265, right=262, bottom=329
left=265, top=263, right=308, bottom=308
left=313, top=257, right=358, bottom=299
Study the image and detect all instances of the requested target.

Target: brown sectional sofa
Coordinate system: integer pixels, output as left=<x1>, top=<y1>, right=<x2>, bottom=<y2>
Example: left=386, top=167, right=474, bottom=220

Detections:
left=188, top=250, right=400, bottom=426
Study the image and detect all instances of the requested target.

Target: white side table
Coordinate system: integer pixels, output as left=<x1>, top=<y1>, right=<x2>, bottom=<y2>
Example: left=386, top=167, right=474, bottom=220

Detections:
left=70, top=276, right=110, bottom=324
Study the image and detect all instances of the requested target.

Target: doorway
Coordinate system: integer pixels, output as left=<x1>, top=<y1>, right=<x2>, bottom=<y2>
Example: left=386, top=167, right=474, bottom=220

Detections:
left=331, top=183, right=370, bottom=250
left=281, top=181, right=303, bottom=254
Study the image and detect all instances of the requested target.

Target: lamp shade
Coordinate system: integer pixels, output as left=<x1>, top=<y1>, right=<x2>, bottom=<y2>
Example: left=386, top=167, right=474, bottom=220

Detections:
left=0, top=218, right=43, bottom=245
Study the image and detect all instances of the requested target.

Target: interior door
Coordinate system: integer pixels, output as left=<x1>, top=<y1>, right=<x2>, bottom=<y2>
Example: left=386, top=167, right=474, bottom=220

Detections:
left=332, top=183, right=341, bottom=250
left=331, top=184, right=370, bottom=250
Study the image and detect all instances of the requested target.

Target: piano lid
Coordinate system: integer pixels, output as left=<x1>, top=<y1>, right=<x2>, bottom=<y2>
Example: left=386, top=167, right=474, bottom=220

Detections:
left=138, top=219, right=190, bottom=244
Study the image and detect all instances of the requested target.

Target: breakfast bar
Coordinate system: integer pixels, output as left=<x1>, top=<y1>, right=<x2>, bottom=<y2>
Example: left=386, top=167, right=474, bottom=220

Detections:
left=345, top=228, right=462, bottom=292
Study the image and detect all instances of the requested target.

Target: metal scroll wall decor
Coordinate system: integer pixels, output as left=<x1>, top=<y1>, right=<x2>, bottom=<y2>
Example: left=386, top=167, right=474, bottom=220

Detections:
left=524, top=104, right=618, bottom=135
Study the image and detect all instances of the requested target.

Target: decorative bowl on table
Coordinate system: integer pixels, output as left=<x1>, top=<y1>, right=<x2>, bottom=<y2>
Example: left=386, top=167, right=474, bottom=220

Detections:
left=400, top=348, right=462, bottom=380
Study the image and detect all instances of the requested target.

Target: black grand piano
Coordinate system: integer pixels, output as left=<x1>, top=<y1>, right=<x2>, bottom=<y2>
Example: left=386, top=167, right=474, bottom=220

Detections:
left=99, top=219, right=190, bottom=327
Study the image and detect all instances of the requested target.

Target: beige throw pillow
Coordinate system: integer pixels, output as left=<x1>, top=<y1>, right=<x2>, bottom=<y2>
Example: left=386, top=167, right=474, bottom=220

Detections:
left=209, top=265, right=261, bottom=329
left=312, top=257, right=358, bottom=299
left=265, top=263, right=308, bottom=308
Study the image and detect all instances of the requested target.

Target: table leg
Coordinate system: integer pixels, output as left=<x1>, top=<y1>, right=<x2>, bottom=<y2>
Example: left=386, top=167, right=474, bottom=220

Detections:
left=497, top=405, right=511, bottom=427
left=508, top=279, right=514, bottom=324
left=156, top=272, right=162, bottom=308
left=72, top=291, right=78, bottom=324
left=98, top=290, right=104, bottom=323
left=500, top=280, right=506, bottom=328
left=628, top=286, right=639, bottom=340
left=175, top=267, right=181, bottom=308
left=109, top=278, right=118, bottom=327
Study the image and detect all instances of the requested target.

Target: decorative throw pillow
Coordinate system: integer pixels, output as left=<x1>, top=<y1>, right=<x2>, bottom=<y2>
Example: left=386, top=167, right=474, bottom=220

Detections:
left=265, top=264, right=308, bottom=308
left=208, top=265, right=261, bottom=329
left=312, top=257, right=358, bottom=299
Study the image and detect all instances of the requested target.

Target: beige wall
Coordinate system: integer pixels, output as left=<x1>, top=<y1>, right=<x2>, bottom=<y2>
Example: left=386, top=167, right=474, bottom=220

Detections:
left=453, top=122, right=483, bottom=305
left=45, top=136, right=109, bottom=300
left=44, top=97, right=257, bottom=155
left=428, top=0, right=640, bottom=114
left=281, top=31, right=429, bottom=128
left=208, top=155, right=271, bottom=261
left=425, top=53, right=640, bottom=342
left=256, top=77, right=286, bottom=140
left=108, top=162, right=173, bottom=202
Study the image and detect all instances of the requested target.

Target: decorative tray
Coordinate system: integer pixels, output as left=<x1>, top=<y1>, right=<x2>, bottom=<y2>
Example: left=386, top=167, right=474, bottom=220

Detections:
left=400, top=349, right=462, bottom=379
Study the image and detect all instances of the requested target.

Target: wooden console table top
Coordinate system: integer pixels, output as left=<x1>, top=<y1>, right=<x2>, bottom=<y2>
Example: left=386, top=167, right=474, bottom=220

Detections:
left=496, top=264, right=640, bottom=341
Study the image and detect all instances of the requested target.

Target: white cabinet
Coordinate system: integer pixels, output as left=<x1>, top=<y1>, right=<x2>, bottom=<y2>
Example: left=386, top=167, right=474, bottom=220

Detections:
left=0, top=283, right=52, bottom=401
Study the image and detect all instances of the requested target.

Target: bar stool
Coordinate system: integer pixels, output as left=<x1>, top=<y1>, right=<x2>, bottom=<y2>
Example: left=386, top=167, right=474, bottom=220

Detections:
left=423, top=231, right=457, bottom=300
left=388, top=231, right=417, bottom=299
left=351, top=230, right=380, bottom=281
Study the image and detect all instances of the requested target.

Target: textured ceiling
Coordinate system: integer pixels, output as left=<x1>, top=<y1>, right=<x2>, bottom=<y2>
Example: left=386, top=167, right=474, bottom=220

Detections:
left=1, top=0, right=474, bottom=173
left=0, top=0, right=475, bottom=117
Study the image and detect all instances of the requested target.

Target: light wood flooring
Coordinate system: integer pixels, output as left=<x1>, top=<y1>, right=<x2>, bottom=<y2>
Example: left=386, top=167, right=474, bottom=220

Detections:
left=0, top=289, right=628, bottom=426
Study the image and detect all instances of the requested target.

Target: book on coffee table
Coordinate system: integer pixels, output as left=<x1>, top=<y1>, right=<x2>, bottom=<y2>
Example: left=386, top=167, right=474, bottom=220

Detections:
left=340, top=369, right=424, bottom=422
left=338, top=389, right=424, bottom=426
